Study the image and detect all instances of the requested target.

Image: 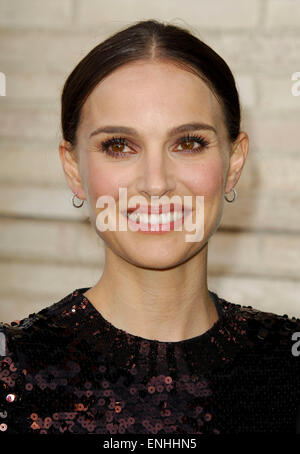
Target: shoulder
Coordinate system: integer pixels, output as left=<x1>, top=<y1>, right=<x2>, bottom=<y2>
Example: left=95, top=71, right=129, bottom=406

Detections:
left=0, top=292, right=70, bottom=353
left=0, top=288, right=86, bottom=361
left=0, top=287, right=77, bottom=352
left=219, top=296, right=300, bottom=356
left=0, top=288, right=85, bottom=374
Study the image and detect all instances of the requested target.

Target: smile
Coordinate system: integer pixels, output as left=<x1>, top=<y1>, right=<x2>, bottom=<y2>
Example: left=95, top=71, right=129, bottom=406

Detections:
left=122, top=208, right=192, bottom=233
left=127, top=210, right=183, bottom=224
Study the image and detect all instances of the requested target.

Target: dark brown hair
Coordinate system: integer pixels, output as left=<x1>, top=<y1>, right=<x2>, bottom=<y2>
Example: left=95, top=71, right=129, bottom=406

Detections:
left=61, top=19, right=240, bottom=147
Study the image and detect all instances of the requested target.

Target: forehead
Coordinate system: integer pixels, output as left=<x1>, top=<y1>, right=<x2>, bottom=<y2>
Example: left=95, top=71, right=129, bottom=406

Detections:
left=80, top=61, right=224, bottom=134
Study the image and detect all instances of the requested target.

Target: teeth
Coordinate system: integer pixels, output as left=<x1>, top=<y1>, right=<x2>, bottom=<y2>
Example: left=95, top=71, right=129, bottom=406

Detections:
left=127, top=211, right=184, bottom=224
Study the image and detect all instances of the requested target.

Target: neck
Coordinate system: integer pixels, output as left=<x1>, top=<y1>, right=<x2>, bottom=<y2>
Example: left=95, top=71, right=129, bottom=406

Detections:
left=83, top=244, right=219, bottom=342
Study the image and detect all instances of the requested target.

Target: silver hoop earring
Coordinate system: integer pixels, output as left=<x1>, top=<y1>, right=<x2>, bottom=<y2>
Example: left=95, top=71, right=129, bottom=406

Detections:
left=224, top=188, right=237, bottom=203
left=72, top=193, right=84, bottom=208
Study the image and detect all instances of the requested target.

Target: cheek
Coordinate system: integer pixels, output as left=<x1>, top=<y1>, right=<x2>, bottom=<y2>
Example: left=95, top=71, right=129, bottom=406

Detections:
left=183, top=160, right=224, bottom=198
left=85, top=161, right=122, bottom=201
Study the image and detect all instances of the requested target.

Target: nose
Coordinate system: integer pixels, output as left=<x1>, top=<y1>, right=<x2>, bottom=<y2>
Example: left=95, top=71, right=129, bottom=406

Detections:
left=135, top=147, right=176, bottom=199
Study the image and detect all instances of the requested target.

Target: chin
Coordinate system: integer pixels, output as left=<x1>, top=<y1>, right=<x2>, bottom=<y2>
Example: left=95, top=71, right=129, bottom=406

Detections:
left=118, top=245, right=191, bottom=271
left=127, top=257, right=185, bottom=271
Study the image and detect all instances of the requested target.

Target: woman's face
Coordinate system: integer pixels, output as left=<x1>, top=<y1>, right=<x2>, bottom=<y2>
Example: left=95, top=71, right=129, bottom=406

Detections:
left=62, top=60, right=247, bottom=270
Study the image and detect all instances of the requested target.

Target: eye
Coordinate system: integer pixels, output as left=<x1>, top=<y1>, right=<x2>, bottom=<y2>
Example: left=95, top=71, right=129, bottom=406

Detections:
left=98, top=133, right=210, bottom=159
left=175, top=134, right=210, bottom=154
left=99, top=136, right=134, bottom=158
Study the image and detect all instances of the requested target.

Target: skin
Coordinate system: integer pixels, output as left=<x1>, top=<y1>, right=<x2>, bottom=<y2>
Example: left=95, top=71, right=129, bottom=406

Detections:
left=59, top=60, right=249, bottom=342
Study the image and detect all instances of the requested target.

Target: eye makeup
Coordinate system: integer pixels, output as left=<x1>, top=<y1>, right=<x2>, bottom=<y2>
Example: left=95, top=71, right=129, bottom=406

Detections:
left=97, top=133, right=210, bottom=159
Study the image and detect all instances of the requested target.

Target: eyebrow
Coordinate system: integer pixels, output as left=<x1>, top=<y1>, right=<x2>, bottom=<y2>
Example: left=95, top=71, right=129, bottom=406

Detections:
left=89, top=122, right=217, bottom=139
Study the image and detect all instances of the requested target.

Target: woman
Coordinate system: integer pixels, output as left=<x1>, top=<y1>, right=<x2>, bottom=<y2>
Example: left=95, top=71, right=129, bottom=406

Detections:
left=1, top=19, right=300, bottom=435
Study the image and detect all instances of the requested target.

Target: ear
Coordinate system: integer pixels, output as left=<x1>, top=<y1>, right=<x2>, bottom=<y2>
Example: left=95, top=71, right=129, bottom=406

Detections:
left=224, top=131, right=249, bottom=195
left=58, top=139, right=86, bottom=200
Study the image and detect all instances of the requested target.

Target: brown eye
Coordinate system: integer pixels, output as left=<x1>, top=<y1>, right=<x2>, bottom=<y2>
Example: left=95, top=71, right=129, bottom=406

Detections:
left=176, top=134, right=210, bottom=154
left=180, top=139, right=197, bottom=150
left=99, top=136, right=134, bottom=158
left=111, top=142, right=125, bottom=153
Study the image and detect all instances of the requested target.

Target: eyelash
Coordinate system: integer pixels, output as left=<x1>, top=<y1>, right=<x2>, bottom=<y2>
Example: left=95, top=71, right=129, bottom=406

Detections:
left=98, top=134, right=210, bottom=158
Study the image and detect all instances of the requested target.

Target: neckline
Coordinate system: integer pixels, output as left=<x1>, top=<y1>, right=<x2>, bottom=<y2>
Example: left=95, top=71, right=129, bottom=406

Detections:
left=75, top=286, right=226, bottom=346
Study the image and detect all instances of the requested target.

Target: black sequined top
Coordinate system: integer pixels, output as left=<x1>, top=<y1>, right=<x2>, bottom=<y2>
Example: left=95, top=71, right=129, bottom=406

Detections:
left=1, top=286, right=300, bottom=434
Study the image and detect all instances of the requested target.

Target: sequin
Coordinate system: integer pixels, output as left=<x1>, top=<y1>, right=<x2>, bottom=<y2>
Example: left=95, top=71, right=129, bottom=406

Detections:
left=1, top=286, right=300, bottom=433
left=5, top=393, right=15, bottom=402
